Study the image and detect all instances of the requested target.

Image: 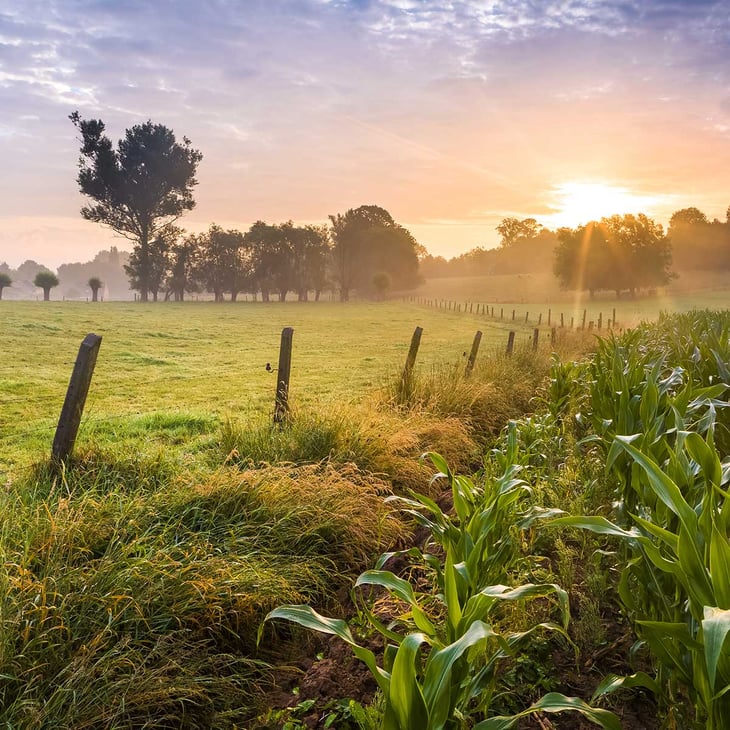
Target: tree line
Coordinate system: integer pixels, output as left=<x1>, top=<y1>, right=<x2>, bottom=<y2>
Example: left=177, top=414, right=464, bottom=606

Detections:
left=69, top=113, right=420, bottom=302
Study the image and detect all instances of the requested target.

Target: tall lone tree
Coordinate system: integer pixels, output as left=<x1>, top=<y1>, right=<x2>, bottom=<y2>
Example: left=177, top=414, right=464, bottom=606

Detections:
left=34, top=271, right=59, bottom=301
left=70, top=112, right=202, bottom=302
left=88, top=276, right=103, bottom=302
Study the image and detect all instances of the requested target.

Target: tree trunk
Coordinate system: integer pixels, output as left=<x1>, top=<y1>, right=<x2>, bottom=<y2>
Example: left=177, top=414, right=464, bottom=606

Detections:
left=91, top=288, right=99, bottom=302
left=261, top=290, right=270, bottom=302
left=231, top=290, right=239, bottom=302
left=43, top=288, right=50, bottom=301
left=315, top=290, right=321, bottom=302
left=279, top=290, right=287, bottom=302
left=298, top=289, right=308, bottom=301
left=340, top=287, right=349, bottom=302
left=139, top=227, right=150, bottom=302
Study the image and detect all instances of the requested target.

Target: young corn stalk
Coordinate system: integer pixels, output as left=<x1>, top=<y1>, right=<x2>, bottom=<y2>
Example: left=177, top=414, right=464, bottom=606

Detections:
left=263, top=453, right=621, bottom=730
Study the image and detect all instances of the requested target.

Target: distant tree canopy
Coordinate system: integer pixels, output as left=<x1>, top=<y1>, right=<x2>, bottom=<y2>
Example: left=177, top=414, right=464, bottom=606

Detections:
left=329, top=205, right=420, bottom=301
left=554, top=214, right=672, bottom=297
left=70, top=112, right=202, bottom=302
left=34, top=271, right=60, bottom=301
left=668, top=206, right=730, bottom=271
left=420, top=217, right=557, bottom=278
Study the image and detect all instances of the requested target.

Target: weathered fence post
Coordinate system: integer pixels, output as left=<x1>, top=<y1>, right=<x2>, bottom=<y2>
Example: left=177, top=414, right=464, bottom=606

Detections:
left=401, top=326, right=423, bottom=392
left=551, top=326, right=557, bottom=342
left=500, top=308, right=503, bottom=319
left=538, top=313, right=542, bottom=325
left=506, top=331, right=515, bottom=355
left=560, top=312, right=564, bottom=328
left=582, top=309, right=587, bottom=330
left=525, top=312, right=529, bottom=323
left=532, top=328, right=539, bottom=351
left=547, top=309, right=551, bottom=326
left=52, top=333, right=102, bottom=466
left=598, top=312, right=603, bottom=330
left=613, top=307, right=617, bottom=328
left=273, top=327, right=294, bottom=426
left=465, top=330, right=482, bottom=376
left=512, top=309, right=515, bottom=321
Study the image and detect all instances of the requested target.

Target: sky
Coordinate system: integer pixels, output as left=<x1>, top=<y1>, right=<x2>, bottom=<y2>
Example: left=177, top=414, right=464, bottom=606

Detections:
left=0, top=0, right=729, bottom=269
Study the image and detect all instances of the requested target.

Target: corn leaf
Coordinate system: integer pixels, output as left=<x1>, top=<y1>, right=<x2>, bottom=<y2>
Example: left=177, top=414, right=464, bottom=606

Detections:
left=702, top=606, right=730, bottom=690
left=614, top=437, right=697, bottom=530
left=710, top=524, right=730, bottom=608
left=473, top=692, right=621, bottom=730
left=423, top=620, right=495, bottom=730
left=388, top=632, right=429, bottom=730
left=356, top=570, right=437, bottom=636
left=264, top=605, right=391, bottom=693
left=591, top=671, right=661, bottom=700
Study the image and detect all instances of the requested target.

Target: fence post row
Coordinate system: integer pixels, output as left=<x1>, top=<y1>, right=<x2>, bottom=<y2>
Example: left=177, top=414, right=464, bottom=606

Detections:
left=52, top=333, right=103, bottom=466
left=273, top=327, right=294, bottom=426
left=465, top=330, right=482, bottom=376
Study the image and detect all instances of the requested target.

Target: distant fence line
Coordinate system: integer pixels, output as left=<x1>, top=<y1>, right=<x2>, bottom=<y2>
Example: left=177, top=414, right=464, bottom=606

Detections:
left=401, top=296, right=620, bottom=332
left=6, top=323, right=585, bottom=474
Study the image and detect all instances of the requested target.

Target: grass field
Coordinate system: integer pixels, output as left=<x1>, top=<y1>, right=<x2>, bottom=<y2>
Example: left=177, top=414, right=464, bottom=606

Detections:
left=1, top=300, right=539, bottom=475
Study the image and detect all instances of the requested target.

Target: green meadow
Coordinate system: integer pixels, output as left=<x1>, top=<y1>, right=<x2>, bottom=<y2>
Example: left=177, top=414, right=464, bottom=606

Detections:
left=1, top=299, right=537, bottom=474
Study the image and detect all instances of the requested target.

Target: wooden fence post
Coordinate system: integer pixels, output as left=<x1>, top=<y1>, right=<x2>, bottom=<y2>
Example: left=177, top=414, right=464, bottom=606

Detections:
left=613, top=307, right=617, bottom=328
left=598, top=312, right=603, bottom=330
left=465, top=330, right=482, bottom=376
left=560, top=312, right=564, bottom=328
left=582, top=309, right=587, bottom=330
left=525, top=311, right=529, bottom=323
left=401, top=326, right=423, bottom=388
left=506, top=331, right=515, bottom=355
left=273, top=327, right=294, bottom=426
left=532, top=328, right=539, bottom=351
left=551, top=326, right=556, bottom=342
left=52, top=333, right=102, bottom=465
left=547, top=309, right=551, bottom=326
left=538, top=313, right=542, bottom=325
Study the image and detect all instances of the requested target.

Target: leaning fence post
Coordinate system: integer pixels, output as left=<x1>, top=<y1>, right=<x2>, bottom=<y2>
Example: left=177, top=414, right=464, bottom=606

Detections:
left=582, top=309, right=587, bottom=330
left=465, top=330, right=482, bottom=376
left=532, top=328, right=539, bottom=351
left=401, top=326, right=423, bottom=390
left=273, top=327, right=294, bottom=426
left=52, top=333, right=102, bottom=466
left=506, top=331, right=515, bottom=355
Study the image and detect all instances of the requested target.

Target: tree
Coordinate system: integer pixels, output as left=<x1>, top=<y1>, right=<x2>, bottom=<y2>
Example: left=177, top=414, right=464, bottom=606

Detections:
left=553, top=214, right=672, bottom=297
left=166, top=237, right=199, bottom=302
left=669, top=207, right=708, bottom=229
left=372, top=271, right=391, bottom=300
left=285, top=223, right=330, bottom=301
left=0, top=272, right=11, bottom=300
left=329, top=205, right=420, bottom=301
left=70, top=112, right=202, bottom=302
left=124, top=225, right=180, bottom=301
left=195, top=225, right=249, bottom=301
left=496, top=217, right=541, bottom=248
left=34, top=271, right=59, bottom=301
left=88, top=276, right=103, bottom=302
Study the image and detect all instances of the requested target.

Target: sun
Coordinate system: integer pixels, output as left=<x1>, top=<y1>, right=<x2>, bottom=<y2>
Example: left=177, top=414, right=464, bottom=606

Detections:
left=541, top=181, right=663, bottom=229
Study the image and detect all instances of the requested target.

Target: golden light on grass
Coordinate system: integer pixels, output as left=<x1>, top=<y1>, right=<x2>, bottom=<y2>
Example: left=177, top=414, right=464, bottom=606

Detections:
left=542, top=181, right=665, bottom=229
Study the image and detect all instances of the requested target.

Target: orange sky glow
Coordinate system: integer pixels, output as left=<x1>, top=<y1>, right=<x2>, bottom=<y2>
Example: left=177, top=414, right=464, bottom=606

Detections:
left=0, top=1, right=729, bottom=268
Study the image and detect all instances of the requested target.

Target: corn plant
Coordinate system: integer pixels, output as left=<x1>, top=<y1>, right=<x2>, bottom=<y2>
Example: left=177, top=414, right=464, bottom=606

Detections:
left=264, top=454, right=620, bottom=729
left=557, top=432, right=730, bottom=729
